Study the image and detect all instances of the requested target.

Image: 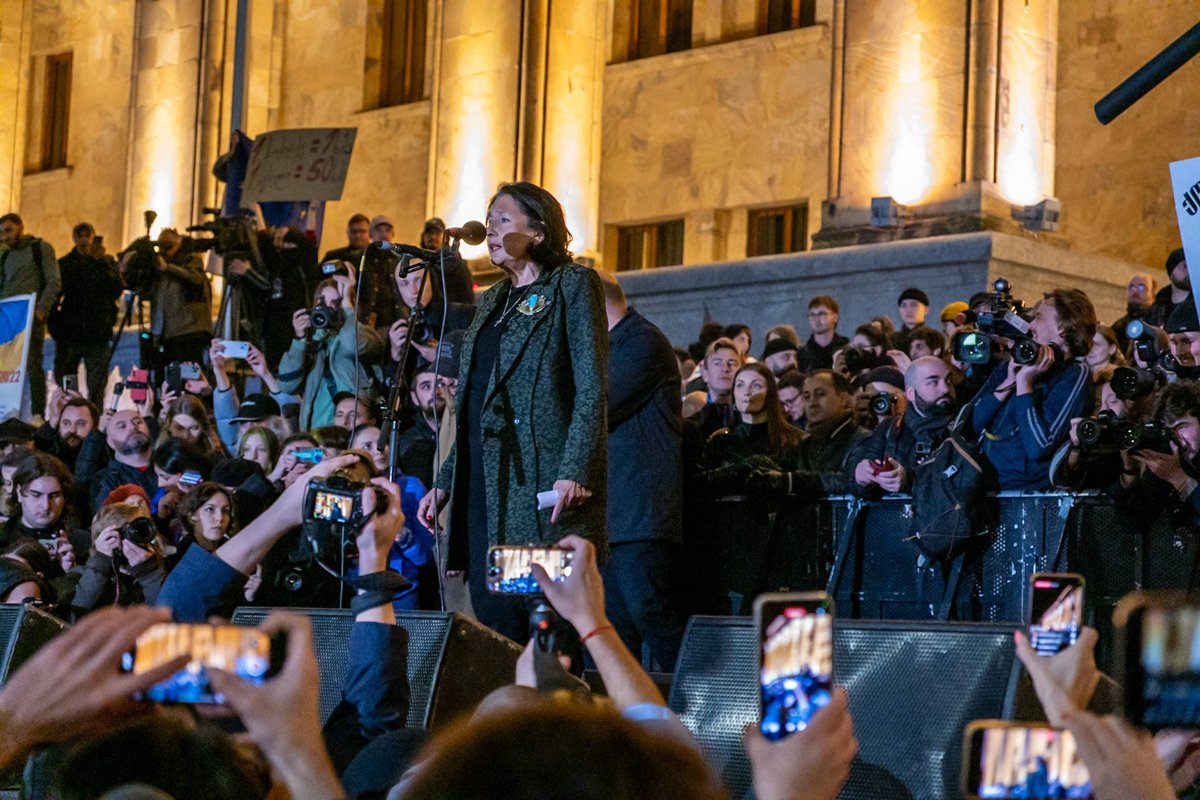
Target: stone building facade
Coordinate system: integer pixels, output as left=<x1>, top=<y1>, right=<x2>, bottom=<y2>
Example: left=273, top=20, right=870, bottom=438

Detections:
left=1, top=0, right=1197, bottom=334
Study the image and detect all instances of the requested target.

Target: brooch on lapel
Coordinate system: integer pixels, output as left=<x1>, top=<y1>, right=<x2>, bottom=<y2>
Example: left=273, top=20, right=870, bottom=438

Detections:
left=517, top=293, right=548, bottom=316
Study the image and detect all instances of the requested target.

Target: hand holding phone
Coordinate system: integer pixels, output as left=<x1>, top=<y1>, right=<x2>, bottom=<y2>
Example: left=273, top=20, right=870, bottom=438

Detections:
left=755, top=592, right=835, bottom=740
left=122, top=622, right=286, bottom=704
left=1028, top=573, right=1085, bottom=657
left=962, top=721, right=1091, bottom=800
left=220, top=340, right=251, bottom=360
left=487, top=545, right=574, bottom=594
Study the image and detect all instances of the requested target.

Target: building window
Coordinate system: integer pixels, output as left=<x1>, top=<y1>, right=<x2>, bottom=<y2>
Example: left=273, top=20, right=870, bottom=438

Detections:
left=747, top=202, right=808, bottom=257
left=627, top=0, right=693, bottom=61
left=367, top=0, right=426, bottom=108
left=616, top=219, right=685, bottom=271
left=757, top=0, right=816, bottom=35
left=36, top=52, right=72, bottom=171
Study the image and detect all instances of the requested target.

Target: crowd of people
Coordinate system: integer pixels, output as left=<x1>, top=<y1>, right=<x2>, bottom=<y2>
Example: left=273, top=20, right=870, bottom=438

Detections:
left=1, top=186, right=1199, bottom=798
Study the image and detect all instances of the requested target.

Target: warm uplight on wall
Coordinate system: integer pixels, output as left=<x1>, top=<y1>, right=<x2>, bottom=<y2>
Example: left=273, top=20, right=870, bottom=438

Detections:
left=443, top=98, right=492, bottom=260
left=545, top=125, right=590, bottom=256
left=879, top=32, right=933, bottom=206
left=996, top=59, right=1048, bottom=206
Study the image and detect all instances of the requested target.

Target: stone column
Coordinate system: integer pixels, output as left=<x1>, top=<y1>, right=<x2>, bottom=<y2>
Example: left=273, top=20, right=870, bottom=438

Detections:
left=816, top=0, right=1058, bottom=248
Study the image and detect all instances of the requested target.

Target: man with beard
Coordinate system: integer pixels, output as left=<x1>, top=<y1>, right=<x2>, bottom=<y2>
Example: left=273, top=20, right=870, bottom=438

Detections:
left=35, top=395, right=98, bottom=472
left=396, top=362, right=445, bottom=489
left=852, top=356, right=956, bottom=496
left=87, top=410, right=156, bottom=513
left=1112, top=272, right=1156, bottom=351
left=1149, top=249, right=1191, bottom=328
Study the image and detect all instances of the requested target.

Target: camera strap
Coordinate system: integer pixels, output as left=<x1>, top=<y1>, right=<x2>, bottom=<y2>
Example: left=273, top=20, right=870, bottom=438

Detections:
left=345, top=569, right=410, bottom=614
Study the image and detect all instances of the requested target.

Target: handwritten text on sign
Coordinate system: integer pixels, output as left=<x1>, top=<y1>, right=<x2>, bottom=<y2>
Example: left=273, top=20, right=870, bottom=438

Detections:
left=240, top=128, right=357, bottom=203
left=1168, top=156, right=1200, bottom=325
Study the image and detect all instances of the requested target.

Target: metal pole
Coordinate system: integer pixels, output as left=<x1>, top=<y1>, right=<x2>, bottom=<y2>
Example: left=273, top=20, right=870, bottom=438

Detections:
left=229, top=0, right=250, bottom=134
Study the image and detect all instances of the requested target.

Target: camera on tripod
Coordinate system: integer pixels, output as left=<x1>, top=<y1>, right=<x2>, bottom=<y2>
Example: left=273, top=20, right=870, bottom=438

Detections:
left=186, top=208, right=256, bottom=262
left=952, top=278, right=1033, bottom=365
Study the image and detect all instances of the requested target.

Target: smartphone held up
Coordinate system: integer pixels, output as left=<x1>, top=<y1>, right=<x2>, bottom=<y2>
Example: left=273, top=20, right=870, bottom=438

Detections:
left=122, top=622, right=286, bottom=704
left=755, top=591, right=834, bottom=741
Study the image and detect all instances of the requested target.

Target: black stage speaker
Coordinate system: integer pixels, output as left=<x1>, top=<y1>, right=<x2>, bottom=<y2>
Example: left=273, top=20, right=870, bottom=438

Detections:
left=0, top=604, right=67, bottom=684
left=232, top=608, right=521, bottom=728
left=668, top=617, right=1017, bottom=800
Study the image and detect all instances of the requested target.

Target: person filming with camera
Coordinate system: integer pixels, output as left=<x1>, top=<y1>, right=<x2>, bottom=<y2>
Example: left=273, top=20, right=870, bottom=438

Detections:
left=121, top=228, right=212, bottom=374
left=278, top=267, right=384, bottom=431
left=963, top=288, right=1096, bottom=490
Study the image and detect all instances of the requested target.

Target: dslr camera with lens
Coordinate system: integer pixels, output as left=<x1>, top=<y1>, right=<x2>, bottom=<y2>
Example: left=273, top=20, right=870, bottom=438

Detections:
left=1076, top=411, right=1121, bottom=454
left=869, top=392, right=897, bottom=416
left=299, top=471, right=387, bottom=566
left=309, top=302, right=345, bottom=332
left=1011, top=338, right=1062, bottom=367
left=120, top=516, right=158, bottom=547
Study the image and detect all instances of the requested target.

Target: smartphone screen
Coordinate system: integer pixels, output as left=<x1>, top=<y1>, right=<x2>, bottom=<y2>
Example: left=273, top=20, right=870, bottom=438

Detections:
left=754, top=592, right=834, bottom=740
left=485, top=546, right=573, bottom=594
left=963, top=722, right=1091, bottom=799
left=122, top=623, right=284, bottom=704
left=62, top=375, right=78, bottom=393
left=1028, top=573, right=1084, bottom=657
left=1122, top=599, right=1200, bottom=728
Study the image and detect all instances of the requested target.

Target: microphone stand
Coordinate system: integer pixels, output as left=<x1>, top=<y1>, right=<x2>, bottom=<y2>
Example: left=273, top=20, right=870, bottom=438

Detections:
left=377, top=236, right=465, bottom=483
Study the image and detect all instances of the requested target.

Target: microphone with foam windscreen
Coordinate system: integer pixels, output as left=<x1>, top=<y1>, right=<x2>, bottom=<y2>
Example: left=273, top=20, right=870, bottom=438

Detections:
left=446, top=220, right=486, bottom=245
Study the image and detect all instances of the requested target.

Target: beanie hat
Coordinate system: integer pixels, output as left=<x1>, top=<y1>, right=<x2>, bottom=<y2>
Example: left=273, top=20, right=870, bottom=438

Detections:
left=1166, top=248, right=1186, bottom=272
left=898, top=288, right=930, bottom=307
left=761, top=338, right=798, bottom=360
left=1166, top=300, right=1200, bottom=333
left=865, top=366, right=905, bottom=391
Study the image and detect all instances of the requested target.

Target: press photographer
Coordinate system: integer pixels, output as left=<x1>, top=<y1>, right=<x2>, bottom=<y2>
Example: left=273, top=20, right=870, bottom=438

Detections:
left=119, top=228, right=212, bottom=375
left=963, top=287, right=1096, bottom=490
left=72, top=502, right=165, bottom=617
left=277, top=269, right=384, bottom=431
left=1115, top=381, right=1200, bottom=591
left=852, top=357, right=957, bottom=496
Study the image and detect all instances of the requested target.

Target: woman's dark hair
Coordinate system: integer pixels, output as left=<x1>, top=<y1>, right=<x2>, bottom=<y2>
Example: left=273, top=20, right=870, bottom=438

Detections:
left=488, top=182, right=573, bottom=269
left=853, top=324, right=888, bottom=352
left=153, top=438, right=211, bottom=479
left=311, top=425, right=349, bottom=453
left=4, top=540, right=54, bottom=579
left=734, top=362, right=803, bottom=452
left=7, top=452, right=74, bottom=520
left=280, top=432, right=319, bottom=451
left=158, top=394, right=224, bottom=455
left=176, top=481, right=238, bottom=542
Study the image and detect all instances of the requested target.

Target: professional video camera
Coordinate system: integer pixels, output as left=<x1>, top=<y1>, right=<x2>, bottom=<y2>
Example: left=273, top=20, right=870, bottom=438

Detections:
left=186, top=207, right=257, bottom=261
left=952, top=278, right=1033, bottom=365
left=1077, top=412, right=1174, bottom=455
left=115, top=210, right=162, bottom=296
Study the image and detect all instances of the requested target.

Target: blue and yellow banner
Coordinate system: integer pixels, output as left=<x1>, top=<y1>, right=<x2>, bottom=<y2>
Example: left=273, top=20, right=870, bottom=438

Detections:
left=0, top=294, right=36, bottom=419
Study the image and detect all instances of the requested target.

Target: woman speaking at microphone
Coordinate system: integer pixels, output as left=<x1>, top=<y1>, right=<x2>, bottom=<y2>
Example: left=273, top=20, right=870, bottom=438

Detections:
left=417, top=182, right=607, bottom=638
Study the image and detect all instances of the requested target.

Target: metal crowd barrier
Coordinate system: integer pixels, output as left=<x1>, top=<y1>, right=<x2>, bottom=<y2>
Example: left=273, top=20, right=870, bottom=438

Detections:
left=687, top=492, right=1144, bottom=667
